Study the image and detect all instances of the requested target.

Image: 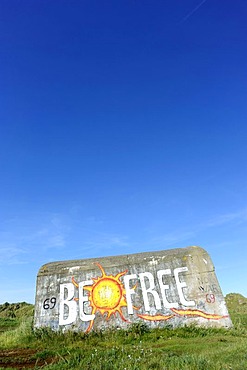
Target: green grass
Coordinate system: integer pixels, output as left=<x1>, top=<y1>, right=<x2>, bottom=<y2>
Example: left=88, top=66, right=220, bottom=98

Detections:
left=0, top=317, right=18, bottom=332
left=0, top=294, right=246, bottom=369
left=0, top=302, right=34, bottom=336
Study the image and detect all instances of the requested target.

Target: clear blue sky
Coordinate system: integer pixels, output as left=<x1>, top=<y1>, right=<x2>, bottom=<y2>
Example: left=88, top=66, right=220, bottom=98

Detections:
left=0, top=0, right=246, bottom=304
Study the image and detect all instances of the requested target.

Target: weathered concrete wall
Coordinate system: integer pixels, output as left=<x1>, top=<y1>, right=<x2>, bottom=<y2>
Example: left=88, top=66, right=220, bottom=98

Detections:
left=34, top=246, right=232, bottom=332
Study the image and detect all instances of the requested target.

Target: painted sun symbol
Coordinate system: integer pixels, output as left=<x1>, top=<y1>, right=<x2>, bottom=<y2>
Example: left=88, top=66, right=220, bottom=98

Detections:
left=73, top=263, right=133, bottom=333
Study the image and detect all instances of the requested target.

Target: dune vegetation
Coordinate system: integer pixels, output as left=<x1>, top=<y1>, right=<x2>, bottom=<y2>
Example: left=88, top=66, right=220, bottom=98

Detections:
left=0, top=294, right=246, bottom=369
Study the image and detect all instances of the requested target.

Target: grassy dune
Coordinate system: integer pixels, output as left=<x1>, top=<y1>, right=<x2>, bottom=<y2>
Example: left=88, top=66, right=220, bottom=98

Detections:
left=0, top=294, right=246, bottom=369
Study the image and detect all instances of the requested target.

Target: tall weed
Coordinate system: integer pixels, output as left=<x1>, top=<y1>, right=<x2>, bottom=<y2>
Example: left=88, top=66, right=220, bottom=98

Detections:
left=0, top=317, right=33, bottom=348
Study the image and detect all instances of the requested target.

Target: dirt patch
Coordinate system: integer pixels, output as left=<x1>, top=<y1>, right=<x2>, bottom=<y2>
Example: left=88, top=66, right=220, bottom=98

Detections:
left=0, top=348, right=57, bottom=369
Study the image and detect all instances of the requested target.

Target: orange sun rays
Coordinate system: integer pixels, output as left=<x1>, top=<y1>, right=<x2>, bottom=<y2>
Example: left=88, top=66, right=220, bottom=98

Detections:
left=72, top=263, right=131, bottom=332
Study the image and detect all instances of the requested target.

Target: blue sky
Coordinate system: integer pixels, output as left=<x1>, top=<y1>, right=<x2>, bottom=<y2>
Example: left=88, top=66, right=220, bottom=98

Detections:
left=0, top=0, right=247, bottom=303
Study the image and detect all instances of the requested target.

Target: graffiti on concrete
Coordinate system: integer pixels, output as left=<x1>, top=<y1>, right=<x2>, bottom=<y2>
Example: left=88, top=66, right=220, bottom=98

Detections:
left=58, top=262, right=228, bottom=332
left=34, top=246, right=232, bottom=331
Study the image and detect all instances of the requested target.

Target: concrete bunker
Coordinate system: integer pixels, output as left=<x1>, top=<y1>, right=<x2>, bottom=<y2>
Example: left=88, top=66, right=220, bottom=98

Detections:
left=34, top=246, right=232, bottom=332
